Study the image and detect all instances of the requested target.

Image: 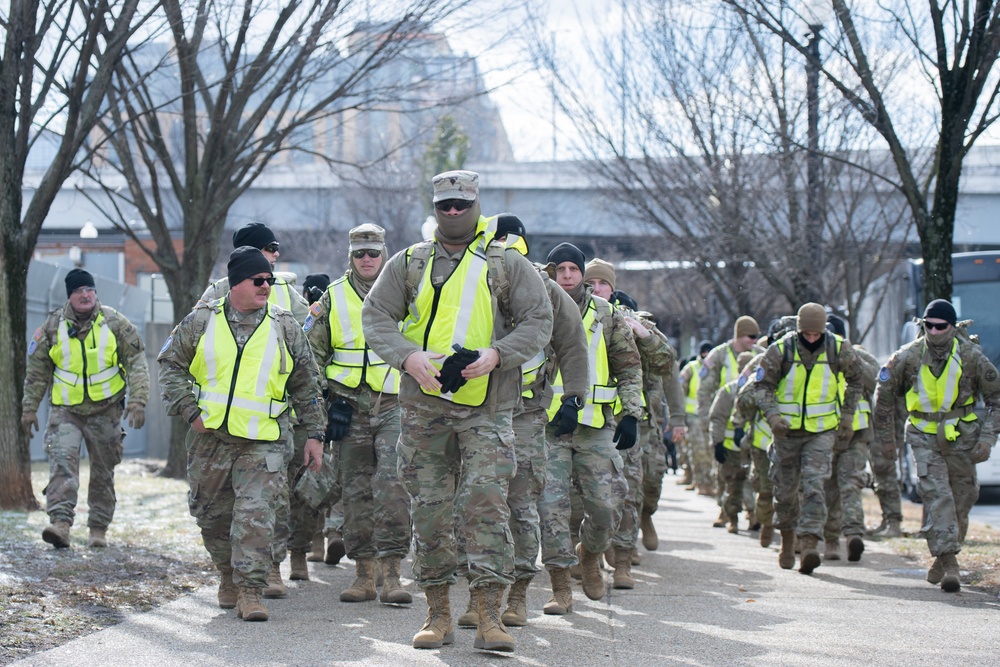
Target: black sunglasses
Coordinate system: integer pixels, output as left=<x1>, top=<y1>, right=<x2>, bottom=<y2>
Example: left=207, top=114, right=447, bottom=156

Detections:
left=434, top=198, right=474, bottom=212
left=925, top=321, right=951, bottom=332
left=251, top=276, right=276, bottom=287
left=262, top=242, right=280, bottom=253
left=352, top=249, right=381, bottom=259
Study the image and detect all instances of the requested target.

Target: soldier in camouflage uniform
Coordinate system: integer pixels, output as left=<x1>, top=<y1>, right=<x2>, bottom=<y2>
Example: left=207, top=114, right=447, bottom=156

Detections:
left=158, top=247, right=326, bottom=622
left=679, top=341, right=713, bottom=490
left=362, top=171, right=552, bottom=653
left=200, top=222, right=313, bottom=596
left=872, top=299, right=1000, bottom=593
left=537, top=243, right=642, bottom=611
left=755, top=303, right=863, bottom=574
left=735, top=351, right=777, bottom=547
left=305, top=223, right=413, bottom=606
left=583, top=263, right=678, bottom=587
left=641, top=351, right=685, bottom=547
left=867, top=395, right=905, bottom=537
left=697, top=318, right=761, bottom=505
left=22, top=269, right=149, bottom=550
left=709, top=352, right=754, bottom=533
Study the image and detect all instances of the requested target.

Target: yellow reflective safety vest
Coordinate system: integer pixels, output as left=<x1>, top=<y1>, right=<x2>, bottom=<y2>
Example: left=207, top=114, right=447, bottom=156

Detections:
left=48, top=311, right=126, bottom=406
left=905, top=338, right=977, bottom=440
left=752, top=411, right=772, bottom=450
left=521, top=349, right=548, bottom=399
left=719, top=382, right=739, bottom=451
left=325, top=276, right=399, bottom=394
left=775, top=336, right=842, bottom=433
left=401, top=218, right=497, bottom=406
left=268, top=277, right=297, bottom=312
left=685, top=358, right=702, bottom=414
left=191, top=301, right=292, bottom=441
left=838, top=373, right=871, bottom=431
left=547, top=297, right=617, bottom=428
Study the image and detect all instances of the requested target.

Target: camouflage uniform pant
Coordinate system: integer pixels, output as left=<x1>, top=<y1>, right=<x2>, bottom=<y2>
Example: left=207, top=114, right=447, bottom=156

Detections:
left=749, top=446, right=774, bottom=527
left=540, top=423, right=624, bottom=569
left=274, top=425, right=321, bottom=562
left=506, top=409, right=547, bottom=580
left=642, top=425, right=668, bottom=515
left=43, top=403, right=125, bottom=529
left=868, top=435, right=903, bottom=523
left=686, top=414, right=714, bottom=488
left=340, top=403, right=409, bottom=560
left=770, top=430, right=835, bottom=538
left=823, top=429, right=869, bottom=541
left=611, top=421, right=648, bottom=549
left=187, top=431, right=287, bottom=588
left=741, top=445, right=756, bottom=514
left=720, top=448, right=746, bottom=518
left=673, top=424, right=690, bottom=479
left=396, top=401, right=516, bottom=588
left=908, top=424, right=980, bottom=556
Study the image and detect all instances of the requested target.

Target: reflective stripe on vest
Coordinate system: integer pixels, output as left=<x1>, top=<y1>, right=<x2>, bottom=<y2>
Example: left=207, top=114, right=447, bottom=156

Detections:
left=906, top=339, right=977, bottom=440
left=837, top=373, right=872, bottom=431
left=752, top=412, right=772, bottom=450
left=191, top=303, right=291, bottom=441
left=685, top=359, right=702, bottom=413
left=401, top=218, right=496, bottom=406
left=270, top=278, right=293, bottom=311
left=775, top=337, right=841, bottom=432
left=48, top=311, right=126, bottom=406
left=547, top=298, right=615, bottom=429
left=720, top=383, right=739, bottom=450
left=521, top=349, right=547, bottom=399
left=325, top=276, right=400, bottom=394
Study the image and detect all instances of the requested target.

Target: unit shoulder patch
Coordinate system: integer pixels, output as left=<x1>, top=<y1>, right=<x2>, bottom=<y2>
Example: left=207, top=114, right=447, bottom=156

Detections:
left=878, top=366, right=891, bottom=383
left=755, top=366, right=765, bottom=382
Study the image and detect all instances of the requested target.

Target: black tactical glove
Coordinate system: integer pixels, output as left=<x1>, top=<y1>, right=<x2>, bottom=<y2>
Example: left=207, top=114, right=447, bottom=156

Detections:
left=437, top=344, right=480, bottom=394
left=665, top=438, right=678, bottom=471
left=613, top=415, right=639, bottom=450
left=326, top=398, right=352, bottom=442
left=549, top=398, right=582, bottom=437
left=714, top=442, right=728, bottom=464
left=733, top=427, right=745, bottom=449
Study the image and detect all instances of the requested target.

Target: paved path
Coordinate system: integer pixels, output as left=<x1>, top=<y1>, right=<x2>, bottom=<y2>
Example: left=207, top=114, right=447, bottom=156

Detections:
left=14, top=479, right=1000, bottom=666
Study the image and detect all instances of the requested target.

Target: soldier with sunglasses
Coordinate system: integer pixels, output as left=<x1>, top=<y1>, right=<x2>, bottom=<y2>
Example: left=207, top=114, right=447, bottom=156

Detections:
left=158, top=246, right=326, bottom=622
left=873, top=299, right=1000, bottom=593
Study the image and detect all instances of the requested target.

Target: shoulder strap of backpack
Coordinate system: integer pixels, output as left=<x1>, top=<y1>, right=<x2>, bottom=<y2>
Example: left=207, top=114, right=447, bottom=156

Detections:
left=486, top=240, right=512, bottom=323
left=404, top=241, right=434, bottom=306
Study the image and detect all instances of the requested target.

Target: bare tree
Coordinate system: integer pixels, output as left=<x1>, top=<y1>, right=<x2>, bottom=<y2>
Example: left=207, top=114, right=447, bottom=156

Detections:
left=0, top=1, right=148, bottom=510
left=725, top=0, right=1000, bottom=302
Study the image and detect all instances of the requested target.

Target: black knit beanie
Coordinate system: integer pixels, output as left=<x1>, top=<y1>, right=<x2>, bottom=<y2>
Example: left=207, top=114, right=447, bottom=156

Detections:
left=232, top=222, right=277, bottom=250
left=612, top=290, right=638, bottom=311
left=65, top=268, right=95, bottom=297
left=496, top=213, right=527, bottom=241
left=546, top=242, right=586, bottom=274
left=228, top=246, right=273, bottom=287
left=923, top=299, right=957, bottom=325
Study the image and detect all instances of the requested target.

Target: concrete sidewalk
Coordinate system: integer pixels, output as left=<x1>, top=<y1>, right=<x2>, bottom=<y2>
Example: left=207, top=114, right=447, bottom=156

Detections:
left=14, top=480, right=1000, bottom=666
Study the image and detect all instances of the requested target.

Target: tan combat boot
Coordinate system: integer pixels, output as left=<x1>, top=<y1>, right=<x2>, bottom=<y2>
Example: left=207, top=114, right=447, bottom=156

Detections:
left=778, top=530, right=796, bottom=569
left=236, top=586, right=269, bottom=621
left=604, top=546, right=616, bottom=569
left=307, top=532, right=325, bottom=562
left=926, top=556, right=944, bottom=585
left=378, top=556, right=412, bottom=604
left=474, top=584, right=515, bottom=652
left=939, top=553, right=961, bottom=593
left=42, top=521, right=72, bottom=549
left=263, top=563, right=288, bottom=598
left=217, top=568, right=238, bottom=609
left=457, top=586, right=480, bottom=627
left=798, top=535, right=821, bottom=574
left=697, top=483, right=716, bottom=497
left=612, top=547, right=635, bottom=590
left=340, top=558, right=377, bottom=602
left=726, top=515, right=739, bottom=534
left=631, top=547, right=641, bottom=566
left=501, top=578, right=530, bottom=627
left=412, top=584, right=454, bottom=649
left=883, top=518, right=903, bottom=538
left=289, top=551, right=309, bottom=581
left=846, top=535, right=865, bottom=562
left=325, top=532, right=346, bottom=565
left=543, top=567, right=573, bottom=615
left=576, top=543, right=606, bottom=601
left=569, top=535, right=583, bottom=580
left=88, top=527, right=107, bottom=548
left=640, top=511, right=659, bottom=551
left=677, top=468, right=693, bottom=486
left=712, top=509, right=727, bottom=528
left=824, top=538, right=842, bottom=561
left=759, top=524, right=774, bottom=548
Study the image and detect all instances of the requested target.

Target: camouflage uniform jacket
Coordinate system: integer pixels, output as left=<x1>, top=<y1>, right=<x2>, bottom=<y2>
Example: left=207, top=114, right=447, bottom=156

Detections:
left=755, top=332, right=863, bottom=432
left=734, top=353, right=766, bottom=427
left=709, top=378, right=740, bottom=445
left=157, top=297, right=326, bottom=444
left=361, top=240, right=554, bottom=412
left=23, top=301, right=150, bottom=415
left=872, top=335, right=1000, bottom=451
left=620, top=307, right=679, bottom=421
left=573, top=286, right=643, bottom=421
left=854, top=346, right=880, bottom=425
left=304, top=272, right=398, bottom=415
left=696, top=341, right=764, bottom=419
left=201, top=271, right=310, bottom=325
left=528, top=270, right=589, bottom=413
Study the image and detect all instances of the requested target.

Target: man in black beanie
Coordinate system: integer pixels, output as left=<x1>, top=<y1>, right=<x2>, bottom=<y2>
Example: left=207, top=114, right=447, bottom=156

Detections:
left=21, top=268, right=149, bottom=550
left=201, top=222, right=309, bottom=324
left=158, top=246, right=326, bottom=622
left=873, top=298, right=1000, bottom=593
left=302, top=273, right=330, bottom=305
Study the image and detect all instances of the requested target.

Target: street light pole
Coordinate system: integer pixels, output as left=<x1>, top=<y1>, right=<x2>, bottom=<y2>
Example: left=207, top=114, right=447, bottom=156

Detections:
left=805, top=22, right=824, bottom=303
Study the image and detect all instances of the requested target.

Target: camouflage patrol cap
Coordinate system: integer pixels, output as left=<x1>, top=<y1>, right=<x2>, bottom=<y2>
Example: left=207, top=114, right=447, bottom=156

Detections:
left=432, top=170, right=479, bottom=202
left=349, top=223, right=385, bottom=252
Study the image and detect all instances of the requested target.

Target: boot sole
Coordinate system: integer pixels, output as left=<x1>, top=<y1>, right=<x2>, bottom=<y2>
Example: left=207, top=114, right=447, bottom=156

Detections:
left=240, top=611, right=268, bottom=621
left=325, top=542, right=347, bottom=565
left=612, top=582, right=635, bottom=590
left=218, top=600, right=237, bottom=610
left=263, top=590, right=288, bottom=599
left=42, top=529, right=71, bottom=549
left=380, top=593, right=413, bottom=604
left=474, top=638, right=515, bottom=652
left=289, top=573, right=309, bottom=581
left=340, top=593, right=377, bottom=602
left=941, top=576, right=961, bottom=593
left=847, top=538, right=865, bottom=562
left=501, top=614, right=527, bottom=627
left=799, top=552, right=821, bottom=574
left=413, top=632, right=454, bottom=649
